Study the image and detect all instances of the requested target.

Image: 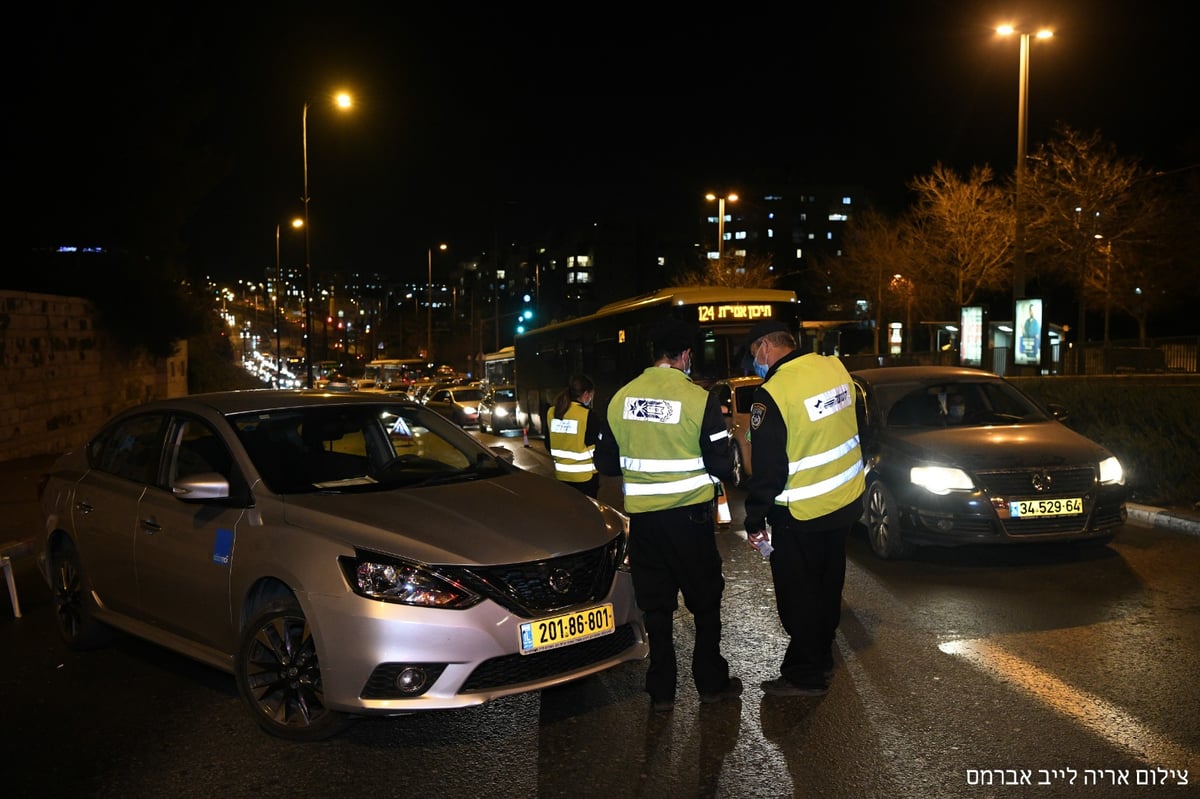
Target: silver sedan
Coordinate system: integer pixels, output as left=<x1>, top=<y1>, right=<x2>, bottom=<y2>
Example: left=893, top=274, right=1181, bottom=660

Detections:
left=36, top=390, right=646, bottom=740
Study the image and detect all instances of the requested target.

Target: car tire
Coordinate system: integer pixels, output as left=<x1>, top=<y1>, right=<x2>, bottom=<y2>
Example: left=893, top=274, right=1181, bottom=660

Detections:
left=730, top=442, right=745, bottom=489
left=865, top=481, right=912, bottom=560
left=51, top=539, right=113, bottom=650
left=235, top=597, right=352, bottom=742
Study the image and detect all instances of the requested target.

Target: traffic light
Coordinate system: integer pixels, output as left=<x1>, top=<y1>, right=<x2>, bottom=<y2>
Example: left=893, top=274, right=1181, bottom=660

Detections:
left=515, top=294, right=534, bottom=334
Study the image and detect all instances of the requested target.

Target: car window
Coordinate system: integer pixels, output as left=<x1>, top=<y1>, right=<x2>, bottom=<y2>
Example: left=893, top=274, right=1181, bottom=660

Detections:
left=233, top=404, right=496, bottom=493
left=455, top=389, right=485, bottom=402
left=881, top=380, right=1048, bottom=428
left=733, top=385, right=758, bottom=414
left=90, top=413, right=167, bottom=483
left=170, top=418, right=233, bottom=485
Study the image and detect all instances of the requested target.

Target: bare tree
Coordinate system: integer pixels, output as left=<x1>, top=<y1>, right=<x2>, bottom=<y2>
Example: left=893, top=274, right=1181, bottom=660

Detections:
left=1024, top=125, right=1170, bottom=363
left=822, top=209, right=920, bottom=354
left=670, top=251, right=781, bottom=289
left=907, top=163, right=1013, bottom=315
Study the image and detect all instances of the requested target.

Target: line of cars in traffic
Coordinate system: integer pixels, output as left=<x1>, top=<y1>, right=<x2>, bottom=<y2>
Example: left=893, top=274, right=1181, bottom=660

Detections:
left=354, top=370, right=525, bottom=434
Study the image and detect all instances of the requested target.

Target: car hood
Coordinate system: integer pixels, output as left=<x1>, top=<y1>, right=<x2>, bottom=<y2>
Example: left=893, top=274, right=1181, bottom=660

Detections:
left=278, top=470, right=618, bottom=565
left=883, top=421, right=1112, bottom=471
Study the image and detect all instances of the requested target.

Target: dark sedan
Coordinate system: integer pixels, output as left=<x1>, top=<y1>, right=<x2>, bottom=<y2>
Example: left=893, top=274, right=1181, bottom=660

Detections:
left=851, top=366, right=1127, bottom=559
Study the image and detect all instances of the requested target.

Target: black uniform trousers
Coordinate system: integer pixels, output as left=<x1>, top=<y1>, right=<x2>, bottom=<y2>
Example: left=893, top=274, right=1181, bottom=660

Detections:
left=627, top=501, right=730, bottom=703
left=767, top=517, right=848, bottom=687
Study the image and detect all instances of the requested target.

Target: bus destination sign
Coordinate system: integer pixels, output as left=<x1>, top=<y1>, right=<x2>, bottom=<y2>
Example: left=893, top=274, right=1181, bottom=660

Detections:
left=696, top=303, right=775, bottom=323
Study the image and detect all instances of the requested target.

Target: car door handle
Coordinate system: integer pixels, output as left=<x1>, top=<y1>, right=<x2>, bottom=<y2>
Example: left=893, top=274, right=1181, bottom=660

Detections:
left=140, top=518, right=162, bottom=534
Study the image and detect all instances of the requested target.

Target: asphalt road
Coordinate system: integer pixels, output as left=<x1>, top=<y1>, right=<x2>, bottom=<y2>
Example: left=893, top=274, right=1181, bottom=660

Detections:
left=2, top=436, right=1198, bottom=798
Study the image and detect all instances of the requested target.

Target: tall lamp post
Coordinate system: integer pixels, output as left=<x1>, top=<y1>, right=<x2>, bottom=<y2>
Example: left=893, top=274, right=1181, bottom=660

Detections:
left=997, top=25, right=1052, bottom=304
left=275, top=218, right=303, bottom=386
left=705, top=192, right=738, bottom=261
left=301, top=91, right=353, bottom=388
left=427, top=243, right=447, bottom=358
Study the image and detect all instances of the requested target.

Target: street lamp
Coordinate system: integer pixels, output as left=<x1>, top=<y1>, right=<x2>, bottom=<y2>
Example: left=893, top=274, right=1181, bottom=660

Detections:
left=427, top=243, right=447, bottom=358
left=705, top=192, right=738, bottom=261
left=275, top=218, right=303, bottom=386
left=302, top=90, right=353, bottom=389
left=996, top=25, right=1052, bottom=302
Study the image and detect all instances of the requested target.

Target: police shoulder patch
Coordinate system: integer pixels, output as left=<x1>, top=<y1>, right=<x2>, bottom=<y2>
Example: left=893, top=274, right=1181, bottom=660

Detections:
left=749, top=402, right=768, bottom=430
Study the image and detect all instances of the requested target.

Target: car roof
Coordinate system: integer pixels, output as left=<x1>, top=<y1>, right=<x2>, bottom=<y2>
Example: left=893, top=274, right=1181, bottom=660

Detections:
left=118, top=389, right=418, bottom=417
left=711, top=376, right=763, bottom=387
left=851, top=365, right=1003, bottom=386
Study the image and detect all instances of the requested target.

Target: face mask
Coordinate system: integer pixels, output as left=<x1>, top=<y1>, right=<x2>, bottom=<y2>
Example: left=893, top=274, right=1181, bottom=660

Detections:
left=752, top=343, right=769, bottom=378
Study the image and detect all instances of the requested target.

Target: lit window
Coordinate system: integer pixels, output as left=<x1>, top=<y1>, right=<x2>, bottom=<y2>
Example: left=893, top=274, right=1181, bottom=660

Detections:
left=842, top=196, right=852, bottom=205
left=576, top=271, right=592, bottom=284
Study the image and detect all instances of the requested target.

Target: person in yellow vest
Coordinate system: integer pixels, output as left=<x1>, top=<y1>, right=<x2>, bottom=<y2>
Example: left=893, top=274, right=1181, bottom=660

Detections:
left=742, top=318, right=865, bottom=697
left=594, top=317, right=740, bottom=712
left=544, top=373, right=600, bottom=497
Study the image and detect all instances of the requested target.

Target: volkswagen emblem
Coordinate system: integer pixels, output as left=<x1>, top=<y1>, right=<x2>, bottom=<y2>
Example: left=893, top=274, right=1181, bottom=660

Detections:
left=548, top=568, right=573, bottom=595
left=1030, top=470, right=1053, bottom=493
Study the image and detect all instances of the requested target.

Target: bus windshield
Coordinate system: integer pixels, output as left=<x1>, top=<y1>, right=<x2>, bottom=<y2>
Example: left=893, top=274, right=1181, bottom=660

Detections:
left=513, top=287, right=800, bottom=437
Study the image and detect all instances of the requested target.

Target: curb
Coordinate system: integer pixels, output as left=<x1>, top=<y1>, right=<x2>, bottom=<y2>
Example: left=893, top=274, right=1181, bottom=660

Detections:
left=1125, top=503, right=1200, bottom=537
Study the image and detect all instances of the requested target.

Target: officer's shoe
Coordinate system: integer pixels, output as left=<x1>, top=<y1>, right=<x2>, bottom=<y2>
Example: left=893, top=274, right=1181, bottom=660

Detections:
left=698, top=676, right=743, bottom=704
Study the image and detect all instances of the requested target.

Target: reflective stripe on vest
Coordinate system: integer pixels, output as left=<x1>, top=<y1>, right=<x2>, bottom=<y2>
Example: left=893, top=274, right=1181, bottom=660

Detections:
left=547, top=402, right=595, bottom=483
left=607, top=366, right=715, bottom=513
left=763, top=355, right=866, bottom=520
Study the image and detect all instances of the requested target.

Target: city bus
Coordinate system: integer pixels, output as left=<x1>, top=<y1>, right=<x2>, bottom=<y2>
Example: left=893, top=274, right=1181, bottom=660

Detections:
left=352, top=358, right=430, bottom=393
left=482, top=346, right=516, bottom=386
left=514, top=286, right=801, bottom=437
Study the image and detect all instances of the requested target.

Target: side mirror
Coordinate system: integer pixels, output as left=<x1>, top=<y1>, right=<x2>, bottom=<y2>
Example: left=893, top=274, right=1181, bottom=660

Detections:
left=1045, top=402, right=1070, bottom=422
left=173, top=472, right=232, bottom=501
left=489, top=446, right=515, bottom=465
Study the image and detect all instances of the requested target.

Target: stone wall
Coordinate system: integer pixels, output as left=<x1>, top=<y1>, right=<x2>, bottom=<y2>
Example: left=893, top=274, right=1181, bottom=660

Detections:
left=0, top=290, right=188, bottom=461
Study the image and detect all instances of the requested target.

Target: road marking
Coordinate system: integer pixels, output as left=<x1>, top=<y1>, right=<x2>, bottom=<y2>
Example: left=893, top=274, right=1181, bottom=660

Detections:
left=939, top=637, right=1199, bottom=772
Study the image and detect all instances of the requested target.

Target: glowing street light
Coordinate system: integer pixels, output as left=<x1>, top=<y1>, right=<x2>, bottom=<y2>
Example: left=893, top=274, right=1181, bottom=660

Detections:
left=705, top=192, right=738, bottom=261
left=427, top=243, right=447, bottom=358
left=302, top=90, right=353, bottom=388
left=996, top=25, right=1053, bottom=303
left=274, top=217, right=303, bottom=385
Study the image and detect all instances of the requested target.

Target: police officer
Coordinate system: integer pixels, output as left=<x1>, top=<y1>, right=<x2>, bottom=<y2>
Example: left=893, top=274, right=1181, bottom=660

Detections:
left=544, top=373, right=600, bottom=497
left=742, top=318, right=865, bottom=697
left=595, top=317, right=741, bottom=712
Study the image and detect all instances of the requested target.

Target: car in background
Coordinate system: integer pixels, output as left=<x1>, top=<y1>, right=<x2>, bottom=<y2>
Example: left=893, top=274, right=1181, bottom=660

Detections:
left=478, top=384, right=523, bottom=434
left=424, top=385, right=486, bottom=428
left=35, top=390, right=646, bottom=740
left=850, top=365, right=1127, bottom=559
left=709, top=376, right=762, bottom=488
left=409, top=380, right=438, bottom=404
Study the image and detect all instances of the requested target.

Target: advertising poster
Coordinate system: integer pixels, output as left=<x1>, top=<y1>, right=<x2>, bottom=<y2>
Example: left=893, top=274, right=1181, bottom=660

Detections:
left=959, top=305, right=984, bottom=367
left=1015, top=298, right=1043, bottom=366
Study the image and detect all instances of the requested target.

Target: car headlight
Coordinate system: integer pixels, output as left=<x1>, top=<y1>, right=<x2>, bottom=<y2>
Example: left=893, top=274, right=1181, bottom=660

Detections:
left=462, top=405, right=477, bottom=414
left=1098, top=456, right=1125, bottom=486
left=494, top=406, right=509, bottom=417
left=339, top=555, right=481, bottom=608
left=910, top=465, right=975, bottom=495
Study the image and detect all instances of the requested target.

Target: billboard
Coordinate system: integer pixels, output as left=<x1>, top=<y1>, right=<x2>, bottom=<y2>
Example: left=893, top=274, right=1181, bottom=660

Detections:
left=1015, top=298, right=1043, bottom=366
left=959, top=305, right=985, bottom=367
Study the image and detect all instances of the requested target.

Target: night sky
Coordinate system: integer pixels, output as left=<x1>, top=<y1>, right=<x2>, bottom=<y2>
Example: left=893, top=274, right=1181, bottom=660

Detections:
left=13, top=1, right=1197, bottom=284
